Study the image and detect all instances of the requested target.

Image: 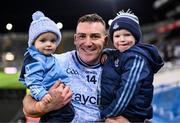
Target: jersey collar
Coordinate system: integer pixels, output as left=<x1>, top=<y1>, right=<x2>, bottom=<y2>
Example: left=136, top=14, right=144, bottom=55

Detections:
left=75, top=51, right=101, bottom=69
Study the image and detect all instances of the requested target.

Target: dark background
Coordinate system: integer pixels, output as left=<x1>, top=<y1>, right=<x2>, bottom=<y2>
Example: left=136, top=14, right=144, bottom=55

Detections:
left=0, top=0, right=180, bottom=122
left=0, top=0, right=160, bottom=33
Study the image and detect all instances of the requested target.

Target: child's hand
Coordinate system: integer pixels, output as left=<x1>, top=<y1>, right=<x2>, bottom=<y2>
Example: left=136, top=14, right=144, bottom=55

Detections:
left=42, top=93, right=52, bottom=104
left=101, top=53, right=108, bottom=64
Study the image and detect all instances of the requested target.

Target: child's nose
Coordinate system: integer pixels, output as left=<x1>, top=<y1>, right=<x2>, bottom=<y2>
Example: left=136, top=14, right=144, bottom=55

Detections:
left=46, top=41, right=52, bottom=45
left=119, top=36, right=125, bottom=42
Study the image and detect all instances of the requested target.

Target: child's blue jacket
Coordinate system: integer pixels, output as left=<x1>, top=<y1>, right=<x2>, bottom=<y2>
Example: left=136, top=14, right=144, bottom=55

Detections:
left=19, top=46, right=69, bottom=100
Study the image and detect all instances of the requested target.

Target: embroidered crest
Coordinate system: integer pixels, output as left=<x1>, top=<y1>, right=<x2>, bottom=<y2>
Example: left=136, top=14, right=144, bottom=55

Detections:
left=113, top=22, right=119, bottom=30
left=114, top=58, right=119, bottom=67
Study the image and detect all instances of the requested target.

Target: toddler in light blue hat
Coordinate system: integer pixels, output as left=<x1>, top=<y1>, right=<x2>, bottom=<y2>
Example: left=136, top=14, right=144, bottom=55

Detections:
left=28, top=11, right=61, bottom=47
left=19, top=11, right=74, bottom=122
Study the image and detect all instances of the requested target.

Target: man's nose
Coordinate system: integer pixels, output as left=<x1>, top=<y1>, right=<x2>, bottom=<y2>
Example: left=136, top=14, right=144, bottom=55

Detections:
left=85, top=37, right=93, bottom=45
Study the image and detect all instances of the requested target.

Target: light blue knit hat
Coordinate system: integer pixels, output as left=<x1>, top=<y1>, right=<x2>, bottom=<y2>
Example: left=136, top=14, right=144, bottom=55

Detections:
left=28, top=11, right=61, bottom=47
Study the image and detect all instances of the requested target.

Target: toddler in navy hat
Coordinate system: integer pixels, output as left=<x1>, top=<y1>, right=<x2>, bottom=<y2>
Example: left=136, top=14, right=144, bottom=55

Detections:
left=108, top=9, right=142, bottom=52
left=109, top=9, right=142, bottom=45
left=100, top=9, right=164, bottom=122
left=19, top=11, right=74, bottom=122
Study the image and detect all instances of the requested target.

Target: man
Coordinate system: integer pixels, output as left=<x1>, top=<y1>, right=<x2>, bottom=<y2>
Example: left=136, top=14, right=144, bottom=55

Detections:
left=23, top=13, right=129, bottom=123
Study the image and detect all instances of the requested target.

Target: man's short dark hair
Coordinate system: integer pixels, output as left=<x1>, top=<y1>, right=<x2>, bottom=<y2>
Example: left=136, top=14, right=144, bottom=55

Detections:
left=77, top=13, right=106, bottom=28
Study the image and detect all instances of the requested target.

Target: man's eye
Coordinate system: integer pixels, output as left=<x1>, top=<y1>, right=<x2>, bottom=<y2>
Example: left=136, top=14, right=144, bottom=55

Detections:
left=80, top=35, right=85, bottom=38
left=91, top=35, right=100, bottom=40
left=78, top=35, right=86, bottom=39
left=92, top=36, right=98, bottom=39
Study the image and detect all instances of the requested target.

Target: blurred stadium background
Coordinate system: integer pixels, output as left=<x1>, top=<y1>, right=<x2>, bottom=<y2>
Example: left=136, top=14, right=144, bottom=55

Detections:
left=0, top=0, right=180, bottom=122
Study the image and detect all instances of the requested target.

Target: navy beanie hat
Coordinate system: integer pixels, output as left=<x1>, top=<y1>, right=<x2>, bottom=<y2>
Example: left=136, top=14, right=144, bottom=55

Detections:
left=28, top=11, right=61, bottom=47
left=109, top=9, right=142, bottom=43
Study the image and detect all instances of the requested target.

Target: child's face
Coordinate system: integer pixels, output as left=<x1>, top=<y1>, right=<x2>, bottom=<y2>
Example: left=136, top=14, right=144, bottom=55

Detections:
left=113, top=29, right=135, bottom=52
left=34, top=32, right=58, bottom=55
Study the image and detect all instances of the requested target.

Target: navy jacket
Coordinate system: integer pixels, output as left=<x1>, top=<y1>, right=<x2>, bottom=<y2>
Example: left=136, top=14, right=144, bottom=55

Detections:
left=100, top=43, right=164, bottom=122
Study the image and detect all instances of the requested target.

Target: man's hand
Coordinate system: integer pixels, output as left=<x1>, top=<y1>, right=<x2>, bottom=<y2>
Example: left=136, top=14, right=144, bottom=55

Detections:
left=105, top=116, right=130, bottom=123
left=40, top=81, right=73, bottom=112
left=23, top=80, right=73, bottom=117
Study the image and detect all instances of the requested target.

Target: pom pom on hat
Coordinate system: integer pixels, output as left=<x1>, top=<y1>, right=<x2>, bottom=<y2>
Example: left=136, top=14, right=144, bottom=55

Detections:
left=32, top=11, right=45, bottom=21
left=28, top=11, right=61, bottom=47
left=109, top=9, right=142, bottom=43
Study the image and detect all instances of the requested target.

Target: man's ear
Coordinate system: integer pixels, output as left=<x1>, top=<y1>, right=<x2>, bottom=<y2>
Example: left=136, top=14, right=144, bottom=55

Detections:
left=74, top=34, right=77, bottom=45
left=104, top=35, right=109, bottom=46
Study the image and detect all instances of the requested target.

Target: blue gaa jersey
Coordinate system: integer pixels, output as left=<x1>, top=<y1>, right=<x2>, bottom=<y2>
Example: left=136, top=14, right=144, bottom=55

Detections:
left=54, top=50, right=102, bottom=122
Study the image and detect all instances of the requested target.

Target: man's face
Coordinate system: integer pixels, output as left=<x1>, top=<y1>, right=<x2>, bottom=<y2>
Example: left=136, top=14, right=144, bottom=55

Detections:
left=74, top=22, right=107, bottom=65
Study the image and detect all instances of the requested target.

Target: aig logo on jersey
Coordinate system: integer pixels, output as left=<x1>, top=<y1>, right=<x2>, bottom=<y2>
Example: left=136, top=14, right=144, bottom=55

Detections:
left=66, top=68, right=79, bottom=75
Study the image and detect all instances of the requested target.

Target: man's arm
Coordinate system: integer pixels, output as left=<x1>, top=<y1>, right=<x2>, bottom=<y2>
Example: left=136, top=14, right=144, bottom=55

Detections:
left=105, top=116, right=130, bottom=123
left=23, top=94, right=43, bottom=117
left=23, top=81, right=73, bottom=117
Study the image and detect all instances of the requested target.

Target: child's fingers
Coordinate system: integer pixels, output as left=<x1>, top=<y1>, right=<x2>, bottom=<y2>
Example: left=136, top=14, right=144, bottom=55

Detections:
left=49, top=80, right=61, bottom=91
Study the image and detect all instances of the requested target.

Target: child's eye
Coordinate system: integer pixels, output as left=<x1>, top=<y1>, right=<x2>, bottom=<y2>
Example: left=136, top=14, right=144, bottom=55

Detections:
left=124, top=33, right=131, bottom=36
left=114, top=34, right=120, bottom=38
left=40, top=39, right=46, bottom=42
left=51, top=39, right=56, bottom=43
